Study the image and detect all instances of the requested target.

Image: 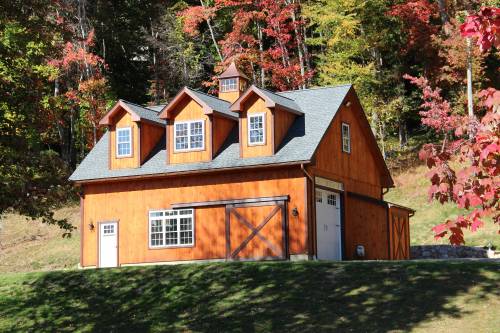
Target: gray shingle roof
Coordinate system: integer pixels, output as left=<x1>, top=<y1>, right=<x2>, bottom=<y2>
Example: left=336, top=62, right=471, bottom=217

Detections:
left=70, top=85, right=352, bottom=182
left=259, top=88, right=302, bottom=114
left=120, top=100, right=165, bottom=126
left=146, top=104, right=166, bottom=112
left=186, top=88, right=237, bottom=120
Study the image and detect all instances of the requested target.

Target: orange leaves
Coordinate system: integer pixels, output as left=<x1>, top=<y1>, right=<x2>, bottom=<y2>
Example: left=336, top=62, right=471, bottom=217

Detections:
left=179, top=6, right=217, bottom=37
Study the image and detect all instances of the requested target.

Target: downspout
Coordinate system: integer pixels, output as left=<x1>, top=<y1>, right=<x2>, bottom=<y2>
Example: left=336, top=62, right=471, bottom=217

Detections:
left=301, top=163, right=316, bottom=259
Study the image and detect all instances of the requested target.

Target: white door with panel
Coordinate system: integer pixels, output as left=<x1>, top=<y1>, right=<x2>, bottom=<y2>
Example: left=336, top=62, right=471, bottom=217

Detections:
left=315, top=189, right=342, bottom=260
left=99, top=222, right=118, bottom=267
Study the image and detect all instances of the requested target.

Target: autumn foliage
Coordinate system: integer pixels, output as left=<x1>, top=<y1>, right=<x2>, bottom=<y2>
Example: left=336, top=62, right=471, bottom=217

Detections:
left=407, top=7, right=500, bottom=245
left=180, top=0, right=313, bottom=91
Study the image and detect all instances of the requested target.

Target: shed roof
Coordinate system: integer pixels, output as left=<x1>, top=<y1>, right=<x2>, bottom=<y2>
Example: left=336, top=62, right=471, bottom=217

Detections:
left=71, top=85, right=354, bottom=182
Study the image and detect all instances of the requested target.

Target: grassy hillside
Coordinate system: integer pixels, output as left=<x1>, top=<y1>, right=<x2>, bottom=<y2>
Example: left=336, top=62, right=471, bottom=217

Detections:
left=385, top=163, right=499, bottom=248
left=1, top=261, right=499, bottom=332
left=0, top=206, right=80, bottom=273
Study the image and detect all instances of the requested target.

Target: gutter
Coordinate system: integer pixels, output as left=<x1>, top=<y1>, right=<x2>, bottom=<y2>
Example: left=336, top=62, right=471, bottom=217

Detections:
left=72, top=160, right=311, bottom=185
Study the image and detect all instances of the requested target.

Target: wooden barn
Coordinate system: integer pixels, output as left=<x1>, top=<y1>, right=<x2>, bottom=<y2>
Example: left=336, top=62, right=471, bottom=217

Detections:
left=70, top=62, right=413, bottom=268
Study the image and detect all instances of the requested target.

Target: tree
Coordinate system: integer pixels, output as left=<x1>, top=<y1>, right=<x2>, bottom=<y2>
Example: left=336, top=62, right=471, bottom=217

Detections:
left=0, top=0, right=76, bottom=234
left=144, top=5, right=206, bottom=103
left=180, top=0, right=313, bottom=91
left=407, top=7, right=500, bottom=245
left=305, top=0, right=418, bottom=151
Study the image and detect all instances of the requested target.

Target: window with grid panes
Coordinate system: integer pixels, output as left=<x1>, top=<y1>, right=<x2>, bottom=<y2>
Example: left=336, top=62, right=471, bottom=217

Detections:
left=149, top=209, right=194, bottom=247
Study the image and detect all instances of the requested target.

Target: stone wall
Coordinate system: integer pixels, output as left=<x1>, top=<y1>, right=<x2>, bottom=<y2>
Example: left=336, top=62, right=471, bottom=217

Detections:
left=410, top=245, right=496, bottom=259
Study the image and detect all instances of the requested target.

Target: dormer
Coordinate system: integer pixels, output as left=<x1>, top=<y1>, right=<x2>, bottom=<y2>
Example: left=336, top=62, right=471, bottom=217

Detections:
left=159, top=87, right=238, bottom=164
left=217, top=62, right=249, bottom=103
left=99, top=100, right=165, bottom=169
left=231, top=86, right=303, bottom=158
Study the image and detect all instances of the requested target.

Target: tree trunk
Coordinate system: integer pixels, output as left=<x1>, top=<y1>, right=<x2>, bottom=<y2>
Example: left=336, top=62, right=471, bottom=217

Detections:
left=437, top=0, right=449, bottom=27
left=287, top=0, right=306, bottom=89
left=257, top=22, right=266, bottom=87
left=199, top=0, right=222, bottom=61
left=398, top=120, right=407, bottom=149
left=466, top=38, right=474, bottom=118
left=379, top=120, right=386, bottom=160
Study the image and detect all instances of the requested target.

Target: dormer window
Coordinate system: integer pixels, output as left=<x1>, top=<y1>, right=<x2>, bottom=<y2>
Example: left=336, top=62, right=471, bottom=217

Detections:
left=174, top=120, right=205, bottom=152
left=248, top=113, right=265, bottom=145
left=116, top=127, right=132, bottom=157
left=220, top=78, right=238, bottom=92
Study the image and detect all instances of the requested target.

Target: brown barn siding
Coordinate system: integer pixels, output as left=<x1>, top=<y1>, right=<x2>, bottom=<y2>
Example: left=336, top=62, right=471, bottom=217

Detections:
left=110, top=110, right=140, bottom=169
left=212, top=115, right=235, bottom=156
left=167, top=97, right=212, bottom=164
left=240, top=94, right=274, bottom=158
left=310, top=92, right=384, bottom=198
left=307, top=90, right=390, bottom=259
left=81, top=167, right=307, bottom=267
left=274, top=107, right=296, bottom=152
left=344, top=195, right=389, bottom=260
left=140, top=122, right=164, bottom=164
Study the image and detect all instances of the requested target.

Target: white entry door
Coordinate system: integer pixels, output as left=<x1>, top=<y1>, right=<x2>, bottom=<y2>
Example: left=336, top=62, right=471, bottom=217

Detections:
left=99, top=222, right=118, bottom=268
left=315, top=189, right=342, bottom=260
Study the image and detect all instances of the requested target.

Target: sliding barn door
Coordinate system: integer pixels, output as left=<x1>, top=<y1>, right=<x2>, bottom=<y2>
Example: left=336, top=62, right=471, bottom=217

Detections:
left=225, top=201, right=288, bottom=260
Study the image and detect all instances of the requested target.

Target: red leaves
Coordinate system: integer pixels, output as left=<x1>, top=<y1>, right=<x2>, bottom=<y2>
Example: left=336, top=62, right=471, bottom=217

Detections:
left=460, top=7, right=500, bottom=52
left=404, top=74, right=458, bottom=133
left=478, top=88, right=500, bottom=110
left=179, top=6, right=217, bottom=37
left=180, top=0, right=312, bottom=91
left=388, top=0, right=439, bottom=56
left=408, top=8, right=500, bottom=244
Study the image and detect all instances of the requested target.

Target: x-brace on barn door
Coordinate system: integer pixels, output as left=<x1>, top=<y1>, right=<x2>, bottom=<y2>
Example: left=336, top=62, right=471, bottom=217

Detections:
left=225, top=200, right=288, bottom=260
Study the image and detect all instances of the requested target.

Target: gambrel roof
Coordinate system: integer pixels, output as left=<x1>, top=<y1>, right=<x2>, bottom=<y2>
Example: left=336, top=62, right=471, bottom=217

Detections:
left=70, top=84, right=393, bottom=187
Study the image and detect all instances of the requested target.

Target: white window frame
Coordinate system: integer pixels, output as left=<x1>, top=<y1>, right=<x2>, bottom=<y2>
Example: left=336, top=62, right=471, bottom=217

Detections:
left=116, top=127, right=132, bottom=158
left=173, top=120, right=205, bottom=152
left=220, top=78, right=238, bottom=92
left=247, top=113, right=266, bottom=146
left=149, top=209, right=195, bottom=248
left=341, top=123, right=351, bottom=153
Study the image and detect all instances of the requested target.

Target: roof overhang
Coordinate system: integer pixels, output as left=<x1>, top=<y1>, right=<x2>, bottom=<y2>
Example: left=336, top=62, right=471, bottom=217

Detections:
left=99, top=100, right=164, bottom=127
left=159, top=87, right=237, bottom=121
left=99, top=100, right=141, bottom=126
left=72, top=160, right=311, bottom=184
left=230, top=85, right=303, bottom=115
left=218, top=61, right=249, bottom=80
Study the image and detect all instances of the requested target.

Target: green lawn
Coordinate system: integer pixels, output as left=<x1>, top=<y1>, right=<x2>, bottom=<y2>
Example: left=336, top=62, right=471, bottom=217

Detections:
left=0, top=261, right=499, bottom=332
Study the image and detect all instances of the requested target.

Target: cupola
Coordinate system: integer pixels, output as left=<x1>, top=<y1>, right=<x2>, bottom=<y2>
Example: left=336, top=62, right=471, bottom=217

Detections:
left=217, top=62, right=249, bottom=103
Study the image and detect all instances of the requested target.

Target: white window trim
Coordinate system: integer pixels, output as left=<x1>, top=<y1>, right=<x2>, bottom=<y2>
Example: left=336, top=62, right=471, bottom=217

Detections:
left=148, top=209, right=195, bottom=249
left=116, top=127, right=132, bottom=158
left=247, top=113, right=266, bottom=146
left=342, top=123, right=351, bottom=153
left=220, top=78, right=238, bottom=92
left=173, top=120, right=205, bottom=153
